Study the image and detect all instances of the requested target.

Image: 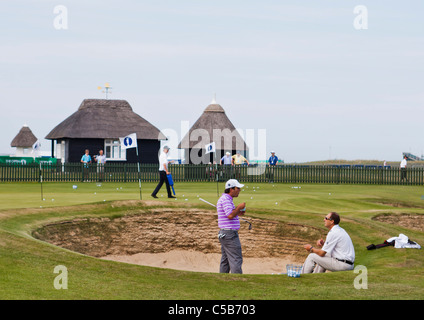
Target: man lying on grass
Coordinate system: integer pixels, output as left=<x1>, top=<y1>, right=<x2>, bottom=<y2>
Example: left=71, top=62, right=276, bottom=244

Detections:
left=302, top=212, right=355, bottom=273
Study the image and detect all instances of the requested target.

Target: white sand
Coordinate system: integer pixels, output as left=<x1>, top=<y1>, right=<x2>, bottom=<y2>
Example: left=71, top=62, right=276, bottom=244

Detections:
left=101, top=250, right=298, bottom=274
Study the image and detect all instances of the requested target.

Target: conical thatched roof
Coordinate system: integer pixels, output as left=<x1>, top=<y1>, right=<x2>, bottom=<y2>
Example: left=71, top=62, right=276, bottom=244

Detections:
left=11, top=125, right=38, bottom=147
left=178, top=100, right=247, bottom=151
left=45, top=99, right=166, bottom=140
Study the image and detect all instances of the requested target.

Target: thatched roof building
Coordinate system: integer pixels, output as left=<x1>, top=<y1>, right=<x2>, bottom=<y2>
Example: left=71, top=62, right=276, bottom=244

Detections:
left=45, top=99, right=166, bottom=163
left=11, top=125, right=38, bottom=148
left=178, top=99, right=248, bottom=164
left=10, top=125, right=38, bottom=157
left=46, top=99, right=165, bottom=140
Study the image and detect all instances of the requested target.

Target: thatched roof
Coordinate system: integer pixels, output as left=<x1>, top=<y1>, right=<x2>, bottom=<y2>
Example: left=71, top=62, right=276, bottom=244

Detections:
left=45, top=99, right=166, bottom=140
left=178, top=100, right=248, bottom=150
left=11, top=125, right=38, bottom=147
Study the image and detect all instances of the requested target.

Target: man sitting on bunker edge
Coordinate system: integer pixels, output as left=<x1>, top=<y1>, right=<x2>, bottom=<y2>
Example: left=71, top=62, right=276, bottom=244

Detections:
left=302, top=212, right=355, bottom=274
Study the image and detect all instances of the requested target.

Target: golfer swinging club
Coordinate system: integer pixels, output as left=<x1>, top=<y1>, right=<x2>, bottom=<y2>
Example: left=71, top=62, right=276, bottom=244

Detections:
left=217, top=179, right=246, bottom=274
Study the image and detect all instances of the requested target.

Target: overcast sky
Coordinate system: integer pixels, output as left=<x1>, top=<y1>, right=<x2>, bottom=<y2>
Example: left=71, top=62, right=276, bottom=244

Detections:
left=2, top=0, right=423, bottom=163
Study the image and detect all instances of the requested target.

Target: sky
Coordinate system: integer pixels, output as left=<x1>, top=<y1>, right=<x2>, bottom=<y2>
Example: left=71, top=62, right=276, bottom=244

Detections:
left=1, top=0, right=423, bottom=163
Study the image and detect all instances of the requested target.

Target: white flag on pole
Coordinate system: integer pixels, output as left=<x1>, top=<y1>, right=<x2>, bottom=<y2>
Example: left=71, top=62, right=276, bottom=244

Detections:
left=205, top=142, right=216, bottom=154
left=120, top=133, right=137, bottom=149
left=32, top=140, right=41, bottom=153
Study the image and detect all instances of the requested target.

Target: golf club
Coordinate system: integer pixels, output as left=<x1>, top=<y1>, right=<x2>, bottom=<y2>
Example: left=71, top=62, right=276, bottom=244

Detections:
left=199, top=197, right=252, bottom=230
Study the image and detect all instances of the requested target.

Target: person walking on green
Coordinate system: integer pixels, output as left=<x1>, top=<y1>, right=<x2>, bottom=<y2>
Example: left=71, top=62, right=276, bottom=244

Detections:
left=151, top=146, right=175, bottom=198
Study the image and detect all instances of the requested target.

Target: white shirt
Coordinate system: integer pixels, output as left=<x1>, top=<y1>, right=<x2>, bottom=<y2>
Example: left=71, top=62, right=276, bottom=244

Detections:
left=158, top=151, right=168, bottom=171
left=96, top=155, right=107, bottom=164
left=400, top=159, right=407, bottom=168
left=322, top=225, right=355, bottom=262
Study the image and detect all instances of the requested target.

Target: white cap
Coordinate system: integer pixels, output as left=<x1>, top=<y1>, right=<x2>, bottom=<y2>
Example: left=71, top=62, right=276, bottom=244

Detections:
left=225, top=179, right=244, bottom=189
left=226, top=152, right=230, bottom=155
left=271, top=150, right=275, bottom=153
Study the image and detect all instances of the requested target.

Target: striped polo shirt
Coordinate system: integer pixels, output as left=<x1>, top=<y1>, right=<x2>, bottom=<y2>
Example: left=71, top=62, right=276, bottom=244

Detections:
left=217, top=193, right=240, bottom=230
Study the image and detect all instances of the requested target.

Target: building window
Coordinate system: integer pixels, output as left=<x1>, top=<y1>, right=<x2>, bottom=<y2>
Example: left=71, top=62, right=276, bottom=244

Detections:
left=105, top=140, right=126, bottom=160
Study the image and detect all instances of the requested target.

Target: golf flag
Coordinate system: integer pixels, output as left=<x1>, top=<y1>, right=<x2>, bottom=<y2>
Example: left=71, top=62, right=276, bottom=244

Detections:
left=119, top=132, right=142, bottom=200
left=205, top=142, right=216, bottom=154
left=32, top=140, right=41, bottom=154
left=120, top=133, right=137, bottom=149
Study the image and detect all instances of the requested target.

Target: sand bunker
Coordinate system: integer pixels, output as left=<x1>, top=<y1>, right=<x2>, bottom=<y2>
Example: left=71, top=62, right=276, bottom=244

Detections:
left=373, top=213, right=424, bottom=232
left=101, top=250, right=297, bottom=274
left=33, top=207, right=323, bottom=274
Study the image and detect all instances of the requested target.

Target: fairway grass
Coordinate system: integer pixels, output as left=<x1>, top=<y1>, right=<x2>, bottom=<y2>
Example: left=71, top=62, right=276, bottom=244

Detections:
left=0, top=182, right=423, bottom=300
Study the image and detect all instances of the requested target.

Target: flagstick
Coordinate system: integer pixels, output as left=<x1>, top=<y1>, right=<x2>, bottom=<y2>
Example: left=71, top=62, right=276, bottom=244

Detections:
left=214, top=151, right=219, bottom=197
left=136, top=145, right=142, bottom=200
left=121, top=133, right=141, bottom=200
left=205, top=142, right=219, bottom=197
left=39, top=162, right=43, bottom=201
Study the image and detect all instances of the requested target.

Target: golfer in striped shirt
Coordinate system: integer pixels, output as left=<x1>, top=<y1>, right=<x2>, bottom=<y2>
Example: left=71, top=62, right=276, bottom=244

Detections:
left=217, top=179, right=246, bottom=274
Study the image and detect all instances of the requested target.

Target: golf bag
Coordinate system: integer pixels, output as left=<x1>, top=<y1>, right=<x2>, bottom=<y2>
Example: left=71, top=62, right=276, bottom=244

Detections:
left=167, top=174, right=176, bottom=195
left=367, top=240, right=394, bottom=250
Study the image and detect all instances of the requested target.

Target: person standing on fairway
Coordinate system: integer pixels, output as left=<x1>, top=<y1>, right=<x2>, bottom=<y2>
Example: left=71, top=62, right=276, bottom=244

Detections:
left=302, top=212, right=355, bottom=273
left=151, top=146, right=175, bottom=198
left=217, top=179, right=246, bottom=274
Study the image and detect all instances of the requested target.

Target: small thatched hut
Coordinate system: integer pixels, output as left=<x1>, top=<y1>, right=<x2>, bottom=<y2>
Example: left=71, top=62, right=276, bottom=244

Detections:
left=11, top=125, right=38, bottom=156
left=178, top=99, right=248, bottom=164
left=45, top=99, right=166, bottom=163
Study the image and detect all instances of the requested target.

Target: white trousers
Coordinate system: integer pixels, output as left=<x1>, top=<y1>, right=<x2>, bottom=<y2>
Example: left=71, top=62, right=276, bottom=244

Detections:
left=302, top=253, right=354, bottom=273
